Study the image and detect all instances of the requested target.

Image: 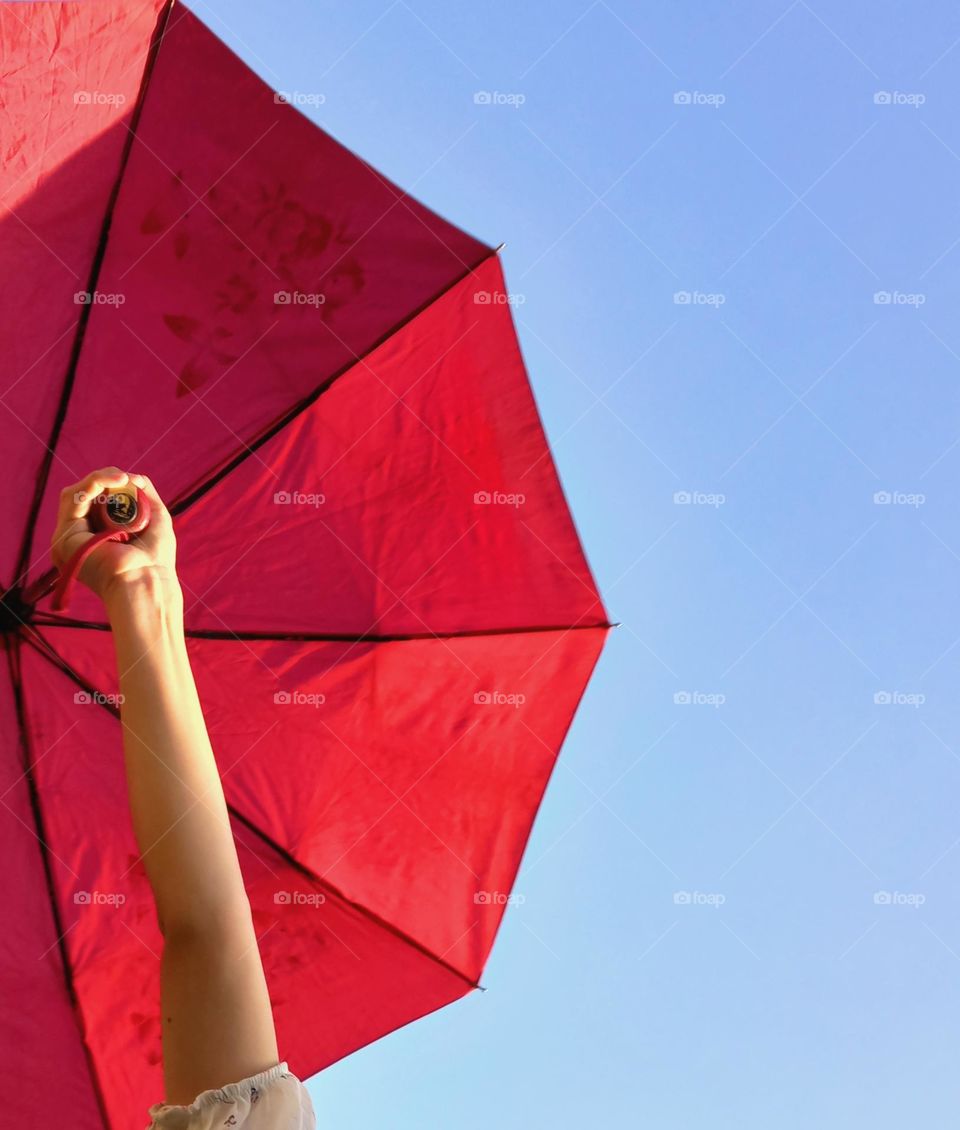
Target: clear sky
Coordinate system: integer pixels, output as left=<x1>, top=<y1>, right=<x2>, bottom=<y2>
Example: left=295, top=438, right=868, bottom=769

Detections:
left=195, top=2, right=960, bottom=1125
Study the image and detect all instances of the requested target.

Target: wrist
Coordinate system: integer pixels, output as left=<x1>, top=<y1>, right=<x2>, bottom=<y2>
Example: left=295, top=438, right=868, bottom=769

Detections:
left=102, top=567, right=183, bottom=630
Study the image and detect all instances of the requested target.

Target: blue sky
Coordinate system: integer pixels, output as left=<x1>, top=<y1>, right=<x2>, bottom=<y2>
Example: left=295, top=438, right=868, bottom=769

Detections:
left=195, top=2, right=960, bottom=1125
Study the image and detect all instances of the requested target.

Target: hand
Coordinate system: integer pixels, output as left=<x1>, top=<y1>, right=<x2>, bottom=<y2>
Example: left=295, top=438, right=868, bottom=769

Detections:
left=51, top=467, right=177, bottom=603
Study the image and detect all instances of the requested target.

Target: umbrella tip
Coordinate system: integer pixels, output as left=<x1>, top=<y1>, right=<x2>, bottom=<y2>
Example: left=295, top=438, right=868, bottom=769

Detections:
left=610, top=621, right=622, bottom=628
left=495, top=242, right=506, bottom=253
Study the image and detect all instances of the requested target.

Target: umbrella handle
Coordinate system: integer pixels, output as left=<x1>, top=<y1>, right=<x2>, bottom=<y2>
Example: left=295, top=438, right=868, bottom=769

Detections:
left=22, top=530, right=131, bottom=611
left=22, top=488, right=152, bottom=613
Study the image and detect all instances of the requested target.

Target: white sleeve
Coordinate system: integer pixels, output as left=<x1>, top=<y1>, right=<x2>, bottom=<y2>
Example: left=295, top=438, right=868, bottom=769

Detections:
left=146, top=1061, right=316, bottom=1129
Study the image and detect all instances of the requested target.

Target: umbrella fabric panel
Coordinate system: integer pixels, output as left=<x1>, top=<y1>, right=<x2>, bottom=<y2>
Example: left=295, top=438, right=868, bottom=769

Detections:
left=40, top=622, right=607, bottom=982
left=0, top=0, right=166, bottom=582
left=167, top=254, right=606, bottom=636
left=19, top=635, right=475, bottom=1130
left=25, top=1, right=491, bottom=609
left=0, top=647, right=105, bottom=1128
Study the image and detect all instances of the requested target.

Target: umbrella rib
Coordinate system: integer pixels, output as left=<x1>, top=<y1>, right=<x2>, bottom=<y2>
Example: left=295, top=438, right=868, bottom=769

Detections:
left=20, top=626, right=483, bottom=992
left=11, top=0, right=177, bottom=593
left=185, top=622, right=613, bottom=642
left=30, top=615, right=614, bottom=642
left=167, top=244, right=499, bottom=519
left=4, top=637, right=113, bottom=1128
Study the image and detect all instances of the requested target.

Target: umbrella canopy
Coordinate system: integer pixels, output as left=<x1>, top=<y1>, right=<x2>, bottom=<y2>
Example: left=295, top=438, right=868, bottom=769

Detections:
left=0, top=2, right=610, bottom=1126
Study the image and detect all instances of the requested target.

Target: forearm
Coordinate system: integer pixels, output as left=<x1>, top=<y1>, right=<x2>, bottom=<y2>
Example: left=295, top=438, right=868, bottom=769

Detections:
left=51, top=469, right=279, bottom=1098
left=106, top=570, right=247, bottom=934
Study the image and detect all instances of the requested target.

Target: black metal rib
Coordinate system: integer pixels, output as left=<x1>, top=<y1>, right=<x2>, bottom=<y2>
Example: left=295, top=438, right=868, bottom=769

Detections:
left=11, top=0, right=178, bottom=596
left=29, top=614, right=612, bottom=643
left=20, top=626, right=482, bottom=991
left=5, top=636, right=113, bottom=1127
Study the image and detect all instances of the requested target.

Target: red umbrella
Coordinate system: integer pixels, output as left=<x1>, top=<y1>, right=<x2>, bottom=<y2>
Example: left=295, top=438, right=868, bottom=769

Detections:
left=0, top=2, right=610, bottom=1126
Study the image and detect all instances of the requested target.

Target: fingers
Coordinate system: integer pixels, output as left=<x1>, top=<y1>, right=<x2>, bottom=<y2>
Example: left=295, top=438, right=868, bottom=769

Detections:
left=54, top=466, right=172, bottom=544
left=57, top=466, right=129, bottom=526
left=127, top=472, right=173, bottom=534
left=127, top=472, right=166, bottom=512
